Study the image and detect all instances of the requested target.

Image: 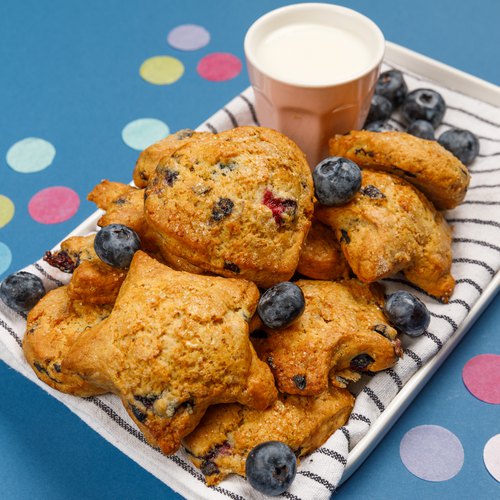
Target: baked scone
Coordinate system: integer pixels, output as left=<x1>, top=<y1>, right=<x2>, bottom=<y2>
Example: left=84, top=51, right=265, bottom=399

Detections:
left=329, top=130, right=470, bottom=209
left=144, top=126, right=315, bottom=288
left=23, top=286, right=111, bottom=396
left=63, top=251, right=277, bottom=455
left=251, top=279, right=400, bottom=396
left=297, top=218, right=351, bottom=280
left=183, top=386, right=354, bottom=485
left=316, top=169, right=455, bottom=302
left=132, top=129, right=213, bottom=188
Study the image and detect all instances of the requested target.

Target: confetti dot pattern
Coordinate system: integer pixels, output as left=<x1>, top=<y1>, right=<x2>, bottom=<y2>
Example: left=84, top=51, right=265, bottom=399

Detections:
left=140, top=56, right=184, bottom=85
left=0, top=242, right=12, bottom=276
left=167, top=24, right=210, bottom=51
left=6, top=137, right=56, bottom=173
left=197, top=52, right=242, bottom=81
left=0, top=195, right=15, bottom=228
left=483, top=434, right=500, bottom=482
left=28, top=187, right=80, bottom=224
left=400, top=425, right=464, bottom=482
left=462, top=354, right=500, bottom=404
left=121, top=118, right=169, bottom=151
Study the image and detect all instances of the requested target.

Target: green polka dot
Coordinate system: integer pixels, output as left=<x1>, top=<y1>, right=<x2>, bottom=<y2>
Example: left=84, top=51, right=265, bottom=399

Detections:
left=0, top=242, right=12, bottom=276
left=122, top=118, right=170, bottom=151
left=6, top=137, right=56, bottom=173
left=140, top=56, right=184, bottom=85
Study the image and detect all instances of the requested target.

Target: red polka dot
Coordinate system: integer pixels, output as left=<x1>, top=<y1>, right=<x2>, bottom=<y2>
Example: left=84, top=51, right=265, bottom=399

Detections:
left=197, top=52, right=242, bottom=81
left=462, top=354, right=500, bottom=404
left=28, top=186, right=80, bottom=224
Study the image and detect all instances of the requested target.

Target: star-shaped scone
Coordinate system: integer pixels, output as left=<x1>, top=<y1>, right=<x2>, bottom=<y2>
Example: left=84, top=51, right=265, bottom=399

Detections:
left=251, top=279, right=401, bottom=396
left=183, top=386, right=354, bottom=485
left=132, top=129, right=213, bottom=188
left=144, top=126, right=315, bottom=288
left=23, top=286, right=111, bottom=396
left=63, top=251, right=277, bottom=454
left=316, top=169, right=455, bottom=302
left=328, top=130, right=470, bottom=209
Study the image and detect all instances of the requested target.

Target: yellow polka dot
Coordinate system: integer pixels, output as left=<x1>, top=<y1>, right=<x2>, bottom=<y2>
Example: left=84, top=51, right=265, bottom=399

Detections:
left=0, top=195, right=15, bottom=228
left=140, top=56, right=184, bottom=85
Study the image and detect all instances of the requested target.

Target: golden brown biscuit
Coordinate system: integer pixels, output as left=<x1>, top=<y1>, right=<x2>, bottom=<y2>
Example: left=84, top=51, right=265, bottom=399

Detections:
left=23, top=286, right=111, bottom=396
left=316, top=169, right=455, bottom=302
left=63, top=251, right=277, bottom=455
left=329, top=130, right=470, bottom=209
left=132, top=129, right=213, bottom=188
left=251, top=279, right=400, bottom=396
left=144, top=126, right=314, bottom=288
left=183, top=386, right=354, bottom=485
left=297, top=218, right=351, bottom=280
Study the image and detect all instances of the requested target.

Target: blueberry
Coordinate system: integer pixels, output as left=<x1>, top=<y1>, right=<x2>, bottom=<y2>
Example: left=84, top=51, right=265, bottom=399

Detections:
left=313, top=157, right=362, bottom=206
left=364, top=121, right=398, bottom=133
left=438, top=128, right=479, bottom=166
left=375, top=69, right=408, bottom=108
left=407, top=120, right=435, bottom=140
left=257, top=282, right=305, bottom=330
left=0, top=271, right=45, bottom=313
left=365, top=94, right=393, bottom=125
left=94, top=224, right=141, bottom=268
left=384, top=291, right=430, bottom=337
left=245, top=441, right=297, bottom=496
left=401, top=89, right=446, bottom=127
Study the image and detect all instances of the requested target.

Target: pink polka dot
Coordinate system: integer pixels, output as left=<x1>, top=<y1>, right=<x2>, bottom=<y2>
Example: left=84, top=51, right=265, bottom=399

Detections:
left=28, top=186, right=80, bottom=224
left=197, top=52, right=242, bottom=81
left=462, top=354, right=500, bottom=404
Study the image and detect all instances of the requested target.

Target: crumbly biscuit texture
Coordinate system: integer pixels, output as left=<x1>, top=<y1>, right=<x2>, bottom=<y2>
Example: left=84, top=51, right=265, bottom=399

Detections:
left=63, top=251, right=277, bottom=454
left=297, top=218, right=351, bottom=280
left=252, top=279, right=400, bottom=396
left=132, top=129, right=213, bottom=188
left=144, top=126, right=314, bottom=288
left=316, top=169, right=454, bottom=302
left=329, top=130, right=470, bottom=209
left=183, top=386, right=354, bottom=485
left=23, top=286, right=111, bottom=396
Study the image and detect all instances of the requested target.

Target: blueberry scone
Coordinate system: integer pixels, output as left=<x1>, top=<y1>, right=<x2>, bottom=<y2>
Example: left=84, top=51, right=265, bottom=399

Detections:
left=251, top=279, right=401, bottom=396
left=183, top=386, right=354, bottom=485
left=23, top=286, right=111, bottom=396
left=329, top=130, right=470, bottom=209
left=63, top=251, right=277, bottom=454
left=316, top=169, right=455, bottom=302
left=144, top=126, right=315, bottom=288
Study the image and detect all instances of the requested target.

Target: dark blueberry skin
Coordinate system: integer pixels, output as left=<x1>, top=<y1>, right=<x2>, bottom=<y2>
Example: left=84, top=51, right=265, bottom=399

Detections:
left=0, top=271, right=45, bottom=313
left=401, top=89, right=446, bottom=127
left=364, top=120, right=398, bottom=133
left=438, top=128, right=479, bottom=166
left=94, top=224, right=141, bottom=268
left=384, top=291, right=430, bottom=337
left=245, top=441, right=297, bottom=496
left=365, top=94, right=393, bottom=125
left=313, top=157, right=362, bottom=206
left=257, top=282, right=305, bottom=330
left=407, top=119, right=435, bottom=140
left=375, top=69, right=408, bottom=108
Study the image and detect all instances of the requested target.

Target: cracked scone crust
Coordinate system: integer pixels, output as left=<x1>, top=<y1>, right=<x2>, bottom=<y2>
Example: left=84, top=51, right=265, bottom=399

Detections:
left=144, top=126, right=314, bottom=288
left=183, top=387, right=354, bottom=485
left=329, top=130, right=470, bottom=209
left=63, top=251, right=277, bottom=454
left=23, top=286, right=111, bottom=396
left=316, top=169, right=455, bottom=302
left=251, top=279, right=400, bottom=396
left=132, top=129, right=213, bottom=188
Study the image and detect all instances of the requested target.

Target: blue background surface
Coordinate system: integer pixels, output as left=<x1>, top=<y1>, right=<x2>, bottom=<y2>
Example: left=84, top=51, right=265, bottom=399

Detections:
left=1, top=1, right=499, bottom=498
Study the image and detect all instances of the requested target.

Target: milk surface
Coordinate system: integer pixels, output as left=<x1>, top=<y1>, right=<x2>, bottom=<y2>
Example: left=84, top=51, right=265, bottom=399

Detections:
left=256, top=23, right=372, bottom=86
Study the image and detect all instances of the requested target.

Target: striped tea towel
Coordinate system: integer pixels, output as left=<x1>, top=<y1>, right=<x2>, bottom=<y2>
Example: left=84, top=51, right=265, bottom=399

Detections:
left=1, top=61, right=500, bottom=500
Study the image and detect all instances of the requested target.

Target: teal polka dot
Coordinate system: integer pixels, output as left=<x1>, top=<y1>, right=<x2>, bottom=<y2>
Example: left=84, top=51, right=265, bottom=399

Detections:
left=122, top=118, right=169, bottom=151
left=0, top=242, right=12, bottom=276
left=6, top=137, right=56, bottom=173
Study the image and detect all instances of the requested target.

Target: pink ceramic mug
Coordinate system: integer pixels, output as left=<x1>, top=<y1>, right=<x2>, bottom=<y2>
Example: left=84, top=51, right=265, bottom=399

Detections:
left=244, top=3, right=385, bottom=168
